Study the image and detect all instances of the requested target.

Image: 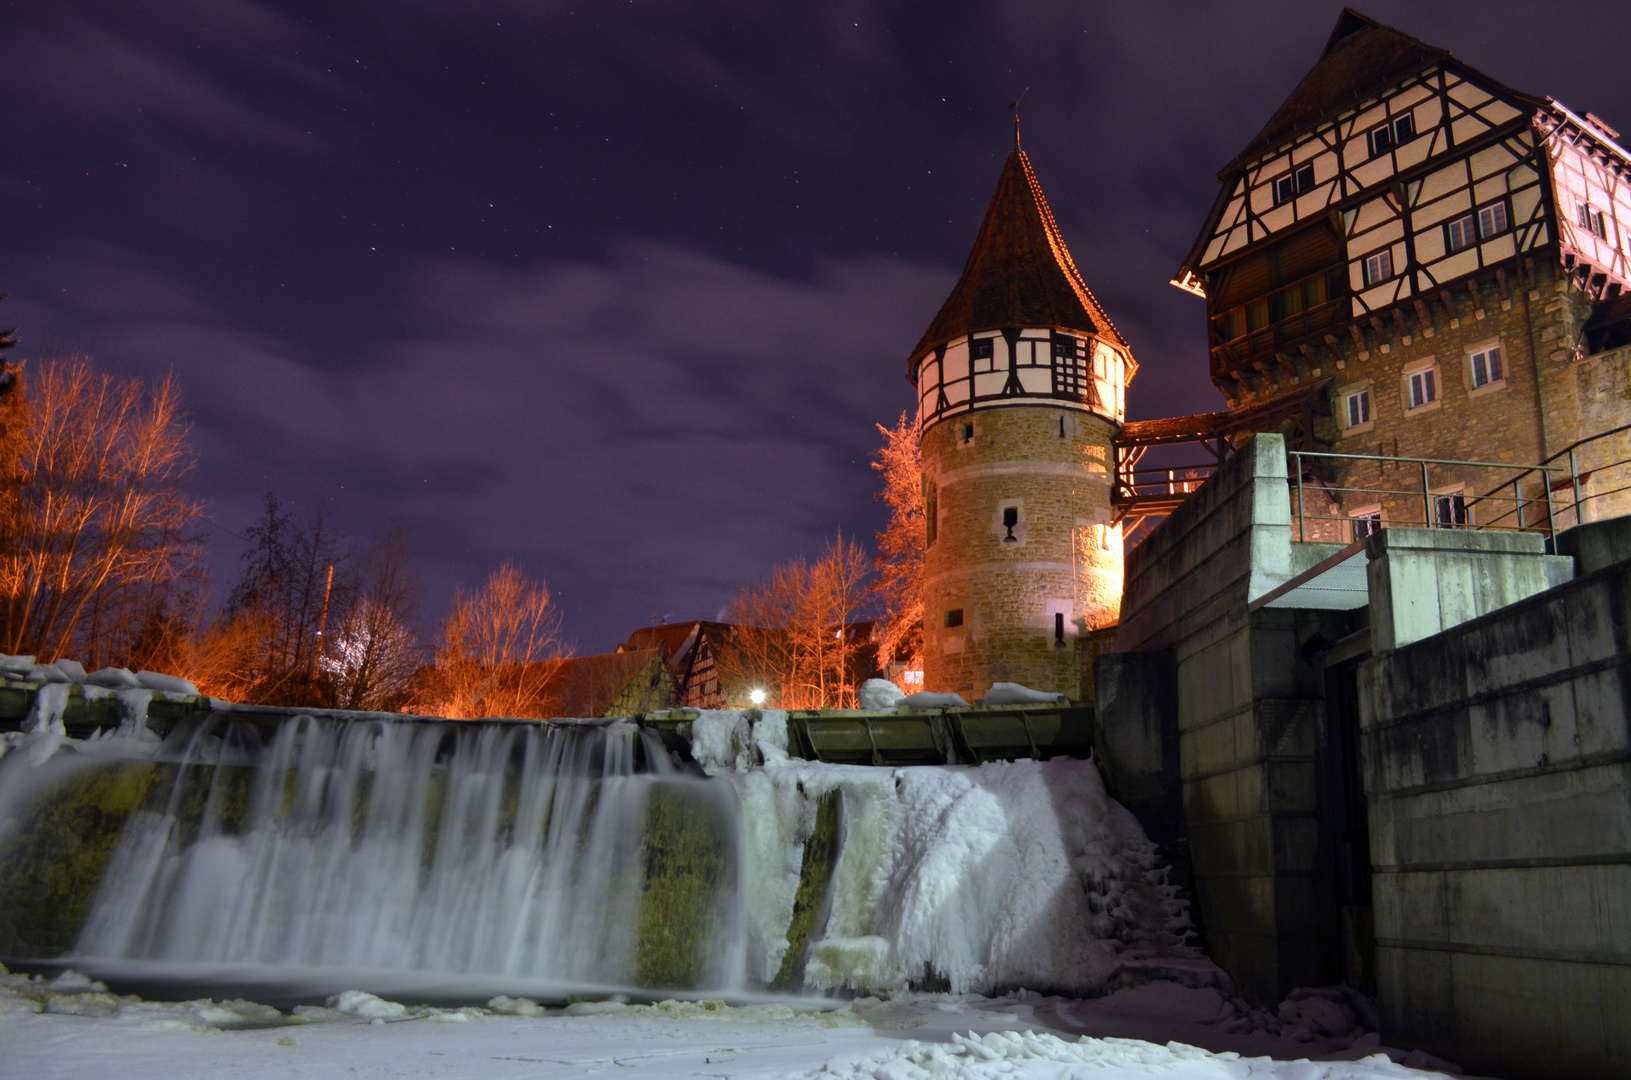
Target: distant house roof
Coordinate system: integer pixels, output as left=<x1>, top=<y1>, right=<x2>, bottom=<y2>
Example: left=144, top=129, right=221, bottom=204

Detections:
left=544, top=648, right=677, bottom=718
left=621, top=621, right=733, bottom=663
left=909, top=148, right=1127, bottom=374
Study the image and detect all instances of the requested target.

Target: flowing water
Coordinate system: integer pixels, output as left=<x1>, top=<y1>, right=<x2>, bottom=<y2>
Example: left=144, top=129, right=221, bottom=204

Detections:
left=3, top=712, right=747, bottom=997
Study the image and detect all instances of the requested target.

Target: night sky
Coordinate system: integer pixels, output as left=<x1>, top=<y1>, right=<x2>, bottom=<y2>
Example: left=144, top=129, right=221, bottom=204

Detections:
left=4, top=1, right=1630, bottom=653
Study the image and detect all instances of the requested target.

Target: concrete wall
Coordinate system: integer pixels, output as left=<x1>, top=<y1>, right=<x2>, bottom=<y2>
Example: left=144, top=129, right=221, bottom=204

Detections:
left=1357, top=553, right=1631, bottom=1079
left=1366, top=527, right=1574, bottom=651
left=1117, top=434, right=1358, bottom=1005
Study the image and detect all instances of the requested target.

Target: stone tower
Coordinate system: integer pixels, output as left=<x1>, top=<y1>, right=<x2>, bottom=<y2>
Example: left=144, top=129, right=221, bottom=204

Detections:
left=911, top=146, right=1136, bottom=701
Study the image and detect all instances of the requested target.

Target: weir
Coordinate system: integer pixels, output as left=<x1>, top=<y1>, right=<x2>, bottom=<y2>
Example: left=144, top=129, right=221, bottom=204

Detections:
left=0, top=668, right=1194, bottom=1003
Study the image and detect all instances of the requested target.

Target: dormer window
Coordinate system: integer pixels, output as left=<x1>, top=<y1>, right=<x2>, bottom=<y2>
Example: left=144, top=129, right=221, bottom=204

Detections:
left=1272, top=164, right=1316, bottom=206
left=1368, top=114, right=1414, bottom=157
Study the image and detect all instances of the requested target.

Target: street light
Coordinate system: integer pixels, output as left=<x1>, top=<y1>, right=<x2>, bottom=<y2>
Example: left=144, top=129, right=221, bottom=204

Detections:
left=749, top=688, right=766, bottom=705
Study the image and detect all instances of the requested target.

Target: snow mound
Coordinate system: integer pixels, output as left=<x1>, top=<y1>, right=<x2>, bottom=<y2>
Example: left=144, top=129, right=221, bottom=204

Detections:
left=326, top=989, right=409, bottom=1019
left=136, top=670, right=200, bottom=696
left=982, top=683, right=1066, bottom=706
left=904, top=691, right=970, bottom=710
left=859, top=679, right=906, bottom=710
left=487, top=994, right=548, bottom=1017
left=804, top=1029, right=1441, bottom=1079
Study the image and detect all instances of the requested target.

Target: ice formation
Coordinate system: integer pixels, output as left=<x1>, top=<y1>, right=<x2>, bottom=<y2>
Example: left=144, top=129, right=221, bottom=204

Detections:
left=696, top=714, right=1195, bottom=996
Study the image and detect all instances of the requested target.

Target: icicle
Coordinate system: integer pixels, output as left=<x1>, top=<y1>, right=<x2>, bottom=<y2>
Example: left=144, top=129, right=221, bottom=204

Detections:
left=114, top=689, right=155, bottom=739
left=25, top=682, right=71, bottom=736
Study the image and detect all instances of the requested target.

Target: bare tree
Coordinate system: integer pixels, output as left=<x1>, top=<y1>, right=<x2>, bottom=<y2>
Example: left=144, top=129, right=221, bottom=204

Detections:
left=870, top=410, right=924, bottom=686
left=323, top=526, right=421, bottom=712
left=422, top=562, right=569, bottom=719
left=717, top=534, right=874, bottom=709
left=219, top=493, right=353, bottom=705
left=0, top=355, right=203, bottom=665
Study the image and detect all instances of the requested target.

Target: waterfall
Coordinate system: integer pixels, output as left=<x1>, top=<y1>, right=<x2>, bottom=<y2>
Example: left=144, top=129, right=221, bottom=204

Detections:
left=69, top=713, right=745, bottom=993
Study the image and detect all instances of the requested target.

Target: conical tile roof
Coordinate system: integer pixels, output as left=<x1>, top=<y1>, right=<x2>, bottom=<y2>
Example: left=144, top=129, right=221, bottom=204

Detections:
left=910, top=149, right=1126, bottom=370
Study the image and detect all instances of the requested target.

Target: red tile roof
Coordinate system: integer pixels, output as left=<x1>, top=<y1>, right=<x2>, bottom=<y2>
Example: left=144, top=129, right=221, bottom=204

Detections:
left=909, top=149, right=1126, bottom=373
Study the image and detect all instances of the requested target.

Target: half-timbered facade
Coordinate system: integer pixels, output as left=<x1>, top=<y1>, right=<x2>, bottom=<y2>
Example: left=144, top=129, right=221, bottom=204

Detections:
left=910, top=144, right=1135, bottom=701
left=1173, top=8, right=1631, bottom=534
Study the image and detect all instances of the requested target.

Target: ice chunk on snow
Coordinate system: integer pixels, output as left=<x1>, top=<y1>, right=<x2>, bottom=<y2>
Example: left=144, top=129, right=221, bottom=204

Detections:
left=982, top=682, right=1066, bottom=706
left=904, top=691, right=970, bottom=710
left=487, top=995, right=548, bottom=1017
left=325, top=990, right=408, bottom=1019
left=86, top=667, right=144, bottom=690
left=0, top=654, right=36, bottom=674
left=805, top=936, right=901, bottom=994
left=26, top=663, right=71, bottom=684
left=858, top=678, right=906, bottom=711
left=51, top=659, right=88, bottom=682
left=47, top=970, right=108, bottom=993
left=135, top=670, right=199, bottom=696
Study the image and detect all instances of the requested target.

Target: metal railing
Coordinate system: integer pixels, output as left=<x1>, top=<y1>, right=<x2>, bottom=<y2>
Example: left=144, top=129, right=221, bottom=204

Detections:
left=1285, top=423, right=1631, bottom=545
left=1117, top=463, right=1219, bottom=502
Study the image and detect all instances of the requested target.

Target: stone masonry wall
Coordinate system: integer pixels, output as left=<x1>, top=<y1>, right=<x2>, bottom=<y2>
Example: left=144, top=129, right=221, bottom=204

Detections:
left=921, top=405, right=1118, bottom=701
left=1236, top=263, right=1631, bottom=539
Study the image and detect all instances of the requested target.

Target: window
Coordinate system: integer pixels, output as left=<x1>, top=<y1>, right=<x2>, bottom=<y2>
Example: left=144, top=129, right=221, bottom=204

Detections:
left=1363, top=248, right=1394, bottom=285
left=1469, top=344, right=1504, bottom=388
left=1578, top=201, right=1609, bottom=239
left=1368, top=114, right=1414, bottom=157
left=1345, top=389, right=1372, bottom=428
left=1434, top=493, right=1468, bottom=527
left=1352, top=511, right=1382, bottom=542
left=1407, top=367, right=1437, bottom=409
left=971, top=338, right=994, bottom=361
left=1273, top=164, right=1317, bottom=205
left=1447, top=213, right=1477, bottom=253
left=944, top=608, right=964, bottom=629
left=1051, top=335, right=1081, bottom=360
left=958, top=421, right=974, bottom=445
left=1478, top=200, right=1510, bottom=238
left=1001, top=506, right=1020, bottom=542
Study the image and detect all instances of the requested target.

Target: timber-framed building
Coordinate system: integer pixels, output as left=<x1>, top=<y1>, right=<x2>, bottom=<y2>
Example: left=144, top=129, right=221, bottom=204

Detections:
left=1169, top=8, right=1631, bottom=537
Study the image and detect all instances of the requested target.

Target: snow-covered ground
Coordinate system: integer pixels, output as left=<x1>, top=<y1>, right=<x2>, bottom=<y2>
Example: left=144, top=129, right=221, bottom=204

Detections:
left=0, top=965, right=1476, bottom=1079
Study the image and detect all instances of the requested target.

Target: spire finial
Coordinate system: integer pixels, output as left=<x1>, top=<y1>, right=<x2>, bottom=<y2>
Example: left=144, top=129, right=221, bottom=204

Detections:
left=1009, top=87, right=1029, bottom=151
